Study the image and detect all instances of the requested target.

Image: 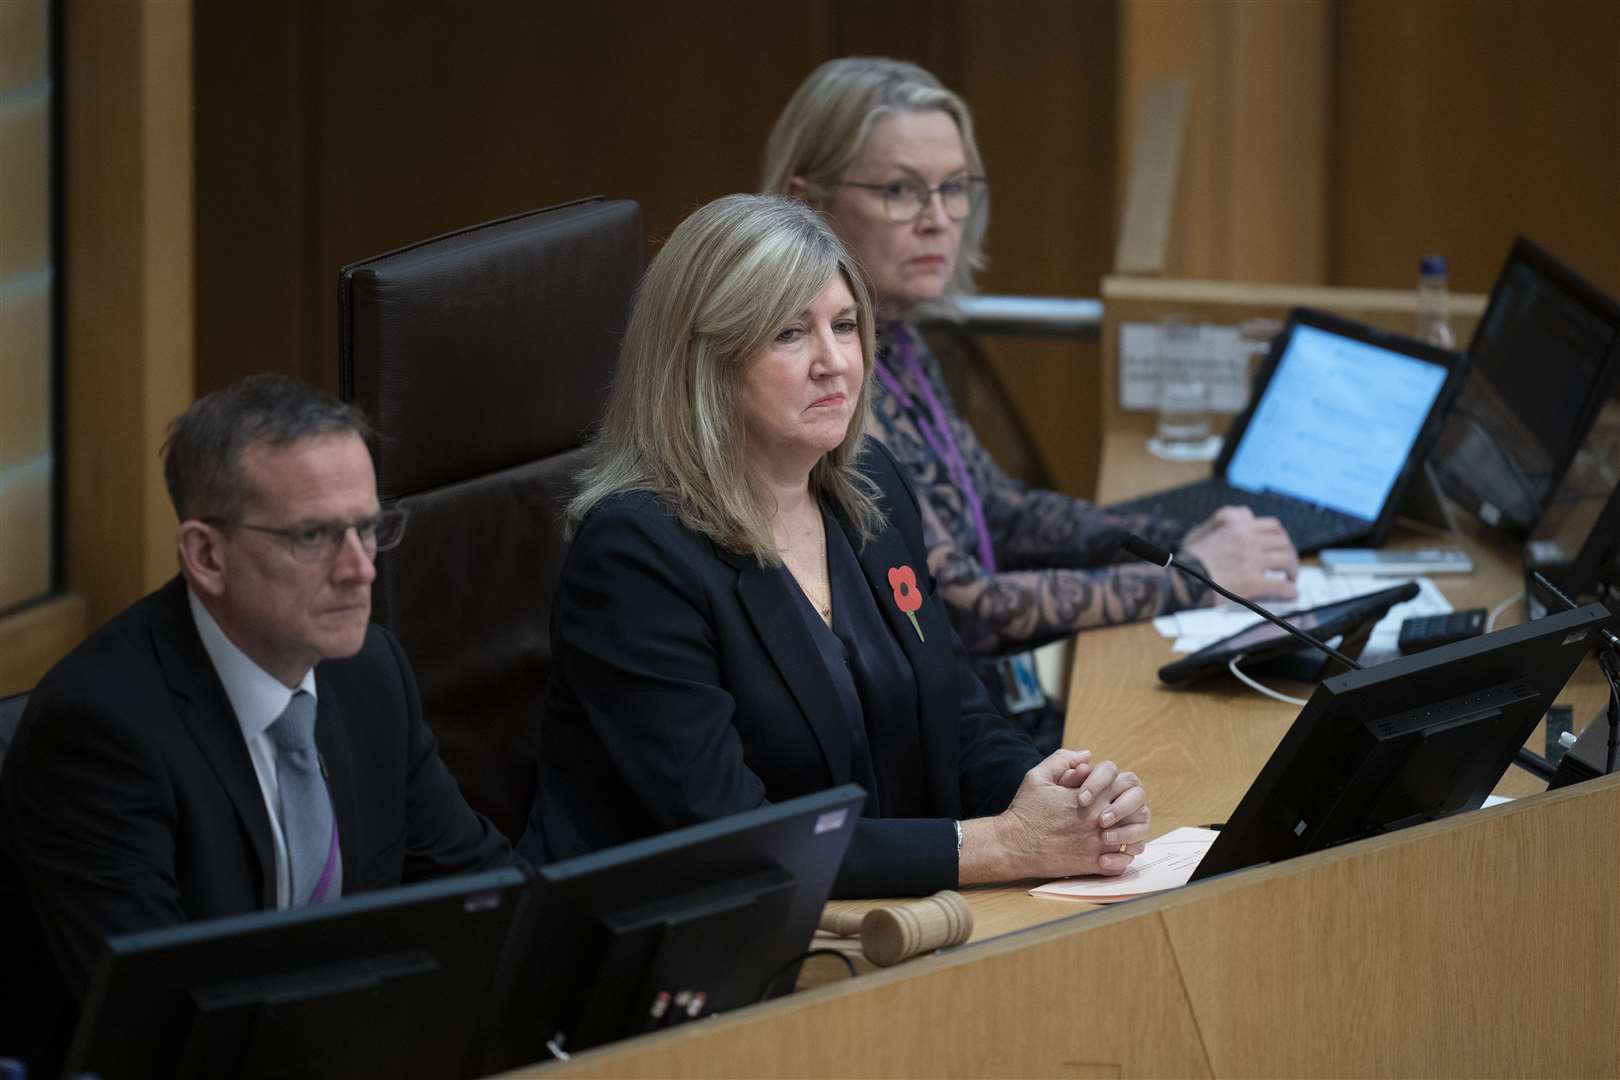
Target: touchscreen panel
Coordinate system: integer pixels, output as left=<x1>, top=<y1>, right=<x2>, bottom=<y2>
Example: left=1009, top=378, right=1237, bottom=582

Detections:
left=1205, top=596, right=1365, bottom=653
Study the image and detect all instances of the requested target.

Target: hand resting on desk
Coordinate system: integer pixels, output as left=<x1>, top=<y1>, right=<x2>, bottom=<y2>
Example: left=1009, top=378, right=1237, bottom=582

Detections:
left=1180, top=505, right=1300, bottom=602
left=958, top=750, right=1150, bottom=884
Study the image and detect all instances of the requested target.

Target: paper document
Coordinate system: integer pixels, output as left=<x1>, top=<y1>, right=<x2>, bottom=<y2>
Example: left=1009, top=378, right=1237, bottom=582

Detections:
left=1151, top=567, right=1451, bottom=662
left=1030, top=826, right=1219, bottom=904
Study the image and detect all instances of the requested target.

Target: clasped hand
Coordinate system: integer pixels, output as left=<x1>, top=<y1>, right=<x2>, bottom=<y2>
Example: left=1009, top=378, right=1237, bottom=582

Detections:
left=962, top=749, right=1150, bottom=883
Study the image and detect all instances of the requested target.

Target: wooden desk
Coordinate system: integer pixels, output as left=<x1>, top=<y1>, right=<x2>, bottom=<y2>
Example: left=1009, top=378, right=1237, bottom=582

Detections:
left=1090, top=422, right=1600, bottom=811
left=803, top=424, right=1603, bottom=952
left=523, top=431, right=1620, bottom=1078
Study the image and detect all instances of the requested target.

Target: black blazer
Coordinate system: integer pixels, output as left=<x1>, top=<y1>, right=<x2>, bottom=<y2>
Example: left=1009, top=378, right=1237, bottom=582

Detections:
left=524, top=439, right=1039, bottom=896
left=0, top=577, right=513, bottom=1003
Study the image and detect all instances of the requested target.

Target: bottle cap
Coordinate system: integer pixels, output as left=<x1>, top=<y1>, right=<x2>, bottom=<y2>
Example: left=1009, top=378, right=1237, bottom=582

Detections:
left=1420, top=255, right=1448, bottom=276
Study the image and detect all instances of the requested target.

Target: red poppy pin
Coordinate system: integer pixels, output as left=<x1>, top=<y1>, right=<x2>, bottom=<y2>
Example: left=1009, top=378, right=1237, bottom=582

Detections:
left=887, top=565, right=925, bottom=642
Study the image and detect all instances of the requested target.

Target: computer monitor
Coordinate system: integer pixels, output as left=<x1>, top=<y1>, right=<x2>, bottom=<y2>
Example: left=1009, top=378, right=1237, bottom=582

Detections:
left=489, top=785, right=866, bottom=1066
left=65, top=866, right=531, bottom=1080
left=1190, top=602, right=1610, bottom=882
left=1525, top=396, right=1620, bottom=617
left=1432, top=237, right=1620, bottom=537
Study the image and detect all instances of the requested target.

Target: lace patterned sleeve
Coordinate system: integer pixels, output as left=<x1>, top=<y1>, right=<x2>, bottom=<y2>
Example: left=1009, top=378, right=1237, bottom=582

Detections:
left=915, top=494, right=1206, bottom=654
left=934, top=386, right=1189, bottom=570
left=871, top=324, right=1207, bottom=654
left=913, top=326, right=1190, bottom=553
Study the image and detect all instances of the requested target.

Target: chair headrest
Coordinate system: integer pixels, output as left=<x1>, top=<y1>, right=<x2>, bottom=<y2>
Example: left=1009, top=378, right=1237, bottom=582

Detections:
left=340, top=197, right=642, bottom=499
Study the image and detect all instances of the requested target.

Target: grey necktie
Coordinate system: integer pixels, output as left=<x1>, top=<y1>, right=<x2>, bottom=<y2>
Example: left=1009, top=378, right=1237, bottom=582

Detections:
left=269, top=690, right=342, bottom=904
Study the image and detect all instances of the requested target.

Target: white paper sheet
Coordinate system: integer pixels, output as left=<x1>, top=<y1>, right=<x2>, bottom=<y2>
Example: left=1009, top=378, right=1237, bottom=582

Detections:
left=1030, top=826, right=1219, bottom=903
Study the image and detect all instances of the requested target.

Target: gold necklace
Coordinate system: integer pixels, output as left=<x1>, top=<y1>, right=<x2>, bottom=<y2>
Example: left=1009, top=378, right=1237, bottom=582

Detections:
left=813, top=522, right=832, bottom=623
left=780, top=500, right=832, bottom=624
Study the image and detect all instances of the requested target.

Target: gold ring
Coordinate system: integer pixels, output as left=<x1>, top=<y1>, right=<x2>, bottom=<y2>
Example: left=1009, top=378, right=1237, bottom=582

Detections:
left=1118, top=842, right=1128, bottom=854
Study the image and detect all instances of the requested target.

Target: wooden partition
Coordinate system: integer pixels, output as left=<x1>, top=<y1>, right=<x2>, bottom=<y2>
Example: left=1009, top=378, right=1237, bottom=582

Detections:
left=518, top=775, right=1620, bottom=1079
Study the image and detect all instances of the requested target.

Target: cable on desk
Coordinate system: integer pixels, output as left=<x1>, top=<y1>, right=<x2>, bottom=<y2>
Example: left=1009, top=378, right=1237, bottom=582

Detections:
left=1228, top=656, right=1309, bottom=707
left=1486, top=590, right=1523, bottom=633
left=756, top=947, right=858, bottom=1002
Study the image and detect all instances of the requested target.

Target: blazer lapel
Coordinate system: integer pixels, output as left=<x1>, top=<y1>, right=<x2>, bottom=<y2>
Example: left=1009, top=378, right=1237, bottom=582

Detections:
left=837, top=514, right=963, bottom=817
left=716, top=545, right=854, bottom=786
left=311, top=675, right=359, bottom=893
left=150, top=580, right=278, bottom=908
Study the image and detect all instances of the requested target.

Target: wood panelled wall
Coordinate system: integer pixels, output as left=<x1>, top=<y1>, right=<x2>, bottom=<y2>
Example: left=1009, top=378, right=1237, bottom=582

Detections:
left=1118, top=0, right=1332, bottom=285
left=0, top=0, right=53, bottom=615
left=0, top=0, right=193, bottom=695
left=7, top=0, right=1610, bottom=694
left=192, top=0, right=1118, bottom=493
left=1332, top=0, right=1620, bottom=296
left=194, top=1, right=1616, bottom=502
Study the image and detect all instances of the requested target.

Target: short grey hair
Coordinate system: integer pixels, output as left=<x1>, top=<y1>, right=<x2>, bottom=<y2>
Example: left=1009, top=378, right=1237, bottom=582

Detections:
left=762, top=56, right=989, bottom=297
left=161, top=373, right=372, bottom=522
left=569, top=194, right=883, bottom=560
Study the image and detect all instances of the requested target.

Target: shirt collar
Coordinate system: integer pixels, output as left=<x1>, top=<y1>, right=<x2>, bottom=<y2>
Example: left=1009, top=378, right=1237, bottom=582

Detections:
left=188, top=587, right=318, bottom=740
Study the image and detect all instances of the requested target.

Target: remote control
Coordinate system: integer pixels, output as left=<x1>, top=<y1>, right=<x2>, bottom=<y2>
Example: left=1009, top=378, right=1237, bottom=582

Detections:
left=1396, top=609, right=1487, bottom=654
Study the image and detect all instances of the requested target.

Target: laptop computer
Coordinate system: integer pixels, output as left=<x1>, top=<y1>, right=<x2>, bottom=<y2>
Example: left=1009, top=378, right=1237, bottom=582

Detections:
left=1111, top=308, right=1465, bottom=553
left=1430, top=236, right=1620, bottom=538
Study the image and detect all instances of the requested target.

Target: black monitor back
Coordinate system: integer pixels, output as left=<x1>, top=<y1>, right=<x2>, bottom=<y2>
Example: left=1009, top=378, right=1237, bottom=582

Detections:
left=1192, top=603, right=1610, bottom=881
left=492, top=785, right=865, bottom=1065
left=66, top=867, right=530, bottom=1080
left=1433, top=237, right=1620, bottom=536
left=1526, top=395, right=1620, bottom=617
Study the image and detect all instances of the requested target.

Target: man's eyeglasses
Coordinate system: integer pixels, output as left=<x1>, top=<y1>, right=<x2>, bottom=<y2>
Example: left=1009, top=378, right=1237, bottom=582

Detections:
left=837, top=175, right=988, bottom=224
left=204, top=507, right=410, bottom=563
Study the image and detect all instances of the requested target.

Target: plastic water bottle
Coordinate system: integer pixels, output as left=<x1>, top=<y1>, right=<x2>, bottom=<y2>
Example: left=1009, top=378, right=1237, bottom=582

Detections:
left=1416, top=255, right=1455, bottom=348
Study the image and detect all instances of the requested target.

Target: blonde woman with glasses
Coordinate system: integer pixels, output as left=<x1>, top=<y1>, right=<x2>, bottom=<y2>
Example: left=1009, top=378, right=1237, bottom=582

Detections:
left=518, top=195, right=1150, bottom=897
left=764, top=58, right=1300, bottom=750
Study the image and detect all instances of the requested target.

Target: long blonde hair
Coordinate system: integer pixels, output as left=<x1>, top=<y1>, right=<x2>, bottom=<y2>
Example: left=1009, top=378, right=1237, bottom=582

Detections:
left=567, top=194, right=884, bottom=561
left=762, top=56, right=989, bottom=297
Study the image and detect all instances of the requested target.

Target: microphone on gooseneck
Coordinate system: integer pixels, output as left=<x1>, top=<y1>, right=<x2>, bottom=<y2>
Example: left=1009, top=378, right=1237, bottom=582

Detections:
left=1119, top=533, right=1365, bottom=673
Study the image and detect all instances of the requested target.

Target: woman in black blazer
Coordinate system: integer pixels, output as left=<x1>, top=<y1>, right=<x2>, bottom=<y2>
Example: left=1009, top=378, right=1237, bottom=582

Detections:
left=522, top=194, right=1150, bottom=896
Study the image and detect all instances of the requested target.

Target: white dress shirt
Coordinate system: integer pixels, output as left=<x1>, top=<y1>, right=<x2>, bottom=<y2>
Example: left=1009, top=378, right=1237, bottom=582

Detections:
left=188, top=588, right=318, bottom=910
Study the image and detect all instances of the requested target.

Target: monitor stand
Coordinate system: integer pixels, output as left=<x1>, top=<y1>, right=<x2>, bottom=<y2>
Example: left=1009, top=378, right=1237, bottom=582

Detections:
left=1548, top=657, right=1620, bottom=789
left=1395, top=460, right=1460, bottom=536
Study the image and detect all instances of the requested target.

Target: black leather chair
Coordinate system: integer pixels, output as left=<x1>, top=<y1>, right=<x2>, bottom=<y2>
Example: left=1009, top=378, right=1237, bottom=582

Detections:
left=1, top=690, right=73, bottom=1073
left=0, top=690, right=26, bottom=762
left=339, top=196, right=642, bottom=846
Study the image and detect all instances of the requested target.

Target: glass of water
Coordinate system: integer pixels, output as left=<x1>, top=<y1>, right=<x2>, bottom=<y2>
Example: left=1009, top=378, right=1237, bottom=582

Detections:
left=1147, top=316, right=1222, bottom=461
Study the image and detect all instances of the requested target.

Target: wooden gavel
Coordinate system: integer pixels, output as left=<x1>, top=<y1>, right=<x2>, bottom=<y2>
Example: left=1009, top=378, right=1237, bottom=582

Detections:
left=817, top=890, right=974, bottom=967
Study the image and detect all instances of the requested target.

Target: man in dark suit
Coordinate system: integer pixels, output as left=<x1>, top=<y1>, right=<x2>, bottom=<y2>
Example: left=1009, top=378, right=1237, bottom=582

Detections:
left=0, top=375, right=513, bottom=1064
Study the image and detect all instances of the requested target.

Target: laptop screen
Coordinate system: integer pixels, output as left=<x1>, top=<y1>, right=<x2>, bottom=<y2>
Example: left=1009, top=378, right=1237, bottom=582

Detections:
left=1431, top=240, right=1620, bottom=535
left=1224, top=323, right=1450, bottom=521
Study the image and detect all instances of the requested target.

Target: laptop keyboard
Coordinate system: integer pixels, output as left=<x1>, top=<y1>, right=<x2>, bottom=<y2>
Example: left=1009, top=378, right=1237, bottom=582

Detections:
left=1110, top=480, right=1372, bottom=553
